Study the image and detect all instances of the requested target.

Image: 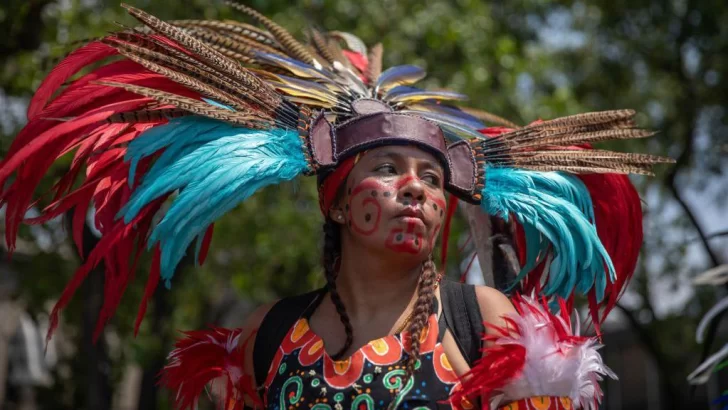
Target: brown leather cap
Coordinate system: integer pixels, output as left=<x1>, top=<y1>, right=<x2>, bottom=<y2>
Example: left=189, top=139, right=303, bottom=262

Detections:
left=308, top=100, right=479, bottom=203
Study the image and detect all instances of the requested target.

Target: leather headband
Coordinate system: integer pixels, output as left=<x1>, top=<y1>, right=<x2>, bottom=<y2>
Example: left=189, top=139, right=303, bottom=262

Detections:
left=310, top=108, right=479, bottom=204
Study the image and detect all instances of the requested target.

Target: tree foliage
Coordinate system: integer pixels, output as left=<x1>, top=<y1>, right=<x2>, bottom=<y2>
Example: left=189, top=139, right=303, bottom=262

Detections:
left=0, top=0, right=726, bottom=409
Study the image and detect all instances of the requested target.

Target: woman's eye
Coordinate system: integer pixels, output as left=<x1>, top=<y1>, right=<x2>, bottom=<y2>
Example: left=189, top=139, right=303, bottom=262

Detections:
left=375, top=164, right=397, bottom=175
left=422, top=174, right=440, bottom=185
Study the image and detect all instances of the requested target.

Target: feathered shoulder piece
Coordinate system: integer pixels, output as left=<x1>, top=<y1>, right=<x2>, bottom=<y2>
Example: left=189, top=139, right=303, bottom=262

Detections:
left=450, top=295, right=615, bottom=410
left=161, top=327, right=260, bottom=410
left=0, top=2, right=672, bottom=341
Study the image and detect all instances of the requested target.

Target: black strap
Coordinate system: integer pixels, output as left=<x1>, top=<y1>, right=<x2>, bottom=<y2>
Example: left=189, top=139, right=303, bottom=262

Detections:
left=439, top=278, right=484, bottom=366
left=253, top=289, right=323, bottom=388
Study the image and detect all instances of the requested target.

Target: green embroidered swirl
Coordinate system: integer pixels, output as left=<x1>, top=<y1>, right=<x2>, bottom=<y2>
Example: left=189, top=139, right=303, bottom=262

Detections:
left=383, top=369, right=406, bottom=390
left=350, top=394, right=374, bottom=410
left=279, top=376, right=303, bottom=408
left=383, top=369, right=416, bottom=409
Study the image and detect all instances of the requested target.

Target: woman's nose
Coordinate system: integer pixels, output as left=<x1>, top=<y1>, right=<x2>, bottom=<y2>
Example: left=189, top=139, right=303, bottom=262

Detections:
left=399, top=175, right=426, bottom=204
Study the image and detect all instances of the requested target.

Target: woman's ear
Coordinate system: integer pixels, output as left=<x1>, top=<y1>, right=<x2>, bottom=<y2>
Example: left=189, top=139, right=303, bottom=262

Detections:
left=329, top=207, right=346, bottom=225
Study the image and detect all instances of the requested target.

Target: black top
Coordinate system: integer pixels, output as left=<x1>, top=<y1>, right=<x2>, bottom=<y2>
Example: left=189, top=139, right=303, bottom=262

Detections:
left=253, top=279, right=485, bottom=410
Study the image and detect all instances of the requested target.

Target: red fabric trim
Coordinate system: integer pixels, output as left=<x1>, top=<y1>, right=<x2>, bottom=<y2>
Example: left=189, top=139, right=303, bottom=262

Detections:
left=440, top=195, right=459, bottom=268
left=318, top=156, right=357, bottom=215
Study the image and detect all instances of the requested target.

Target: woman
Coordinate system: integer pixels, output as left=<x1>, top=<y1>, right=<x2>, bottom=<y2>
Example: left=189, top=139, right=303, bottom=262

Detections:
left=238, top=144, right=515, bottom=409
left=0, top=3, right=670, bottom=409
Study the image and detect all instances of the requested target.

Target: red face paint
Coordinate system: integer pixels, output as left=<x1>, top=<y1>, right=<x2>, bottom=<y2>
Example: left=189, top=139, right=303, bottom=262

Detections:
left=347, top=180, right=385, bottom=236
left=339, top=147, right=448, bottom=260
left=427, top=223, right=441, bottom=253
left=385, top=221, right=424, bottom=254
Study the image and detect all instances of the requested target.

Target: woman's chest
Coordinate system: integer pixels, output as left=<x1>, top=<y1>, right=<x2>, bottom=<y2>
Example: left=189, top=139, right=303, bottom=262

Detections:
left=262, top=317, right=462, bottom=410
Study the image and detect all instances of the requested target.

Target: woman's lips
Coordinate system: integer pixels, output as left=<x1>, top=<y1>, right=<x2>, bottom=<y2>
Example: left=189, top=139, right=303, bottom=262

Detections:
left=395, top=208, right=426, bottom=228
left=396, top=216, right=426, bottom=228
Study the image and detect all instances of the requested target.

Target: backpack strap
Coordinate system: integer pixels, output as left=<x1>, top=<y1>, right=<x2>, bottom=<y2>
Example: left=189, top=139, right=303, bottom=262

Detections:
left=439, top=278, right=485, bottom=367
left=253, top=289, right=323, bottom=388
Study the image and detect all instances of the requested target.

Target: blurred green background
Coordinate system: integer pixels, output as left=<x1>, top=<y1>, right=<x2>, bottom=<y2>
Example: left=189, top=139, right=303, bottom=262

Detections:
left=0, top=0, right=726, bottom=409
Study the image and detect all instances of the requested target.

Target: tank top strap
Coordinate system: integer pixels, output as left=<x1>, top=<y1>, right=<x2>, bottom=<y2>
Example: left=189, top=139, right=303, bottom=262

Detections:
left=433, top=296, right=448, bottom=342
left=301, top=287, right=327, bottom=320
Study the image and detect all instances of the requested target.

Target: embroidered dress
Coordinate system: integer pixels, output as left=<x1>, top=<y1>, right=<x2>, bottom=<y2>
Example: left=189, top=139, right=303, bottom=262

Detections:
left=263, top=294, right=465, bottom=410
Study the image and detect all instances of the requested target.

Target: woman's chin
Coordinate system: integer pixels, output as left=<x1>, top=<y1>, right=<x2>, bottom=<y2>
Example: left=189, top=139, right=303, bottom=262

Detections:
left=381, top=245, right=431, bottom=267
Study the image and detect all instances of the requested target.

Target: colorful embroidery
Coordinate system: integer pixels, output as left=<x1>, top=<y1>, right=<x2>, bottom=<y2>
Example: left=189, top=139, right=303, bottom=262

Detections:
left=433, top=343, right=459, bottom=384
left=265, top=314, right=460, bottom=409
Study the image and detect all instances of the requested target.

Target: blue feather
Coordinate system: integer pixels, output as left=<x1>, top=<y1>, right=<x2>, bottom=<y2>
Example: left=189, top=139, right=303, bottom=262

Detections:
left=480, top=166, right=615, bottom=302
left=118, top=116, right=308, bottom=286
left=375, top=65, right=427, bottom=93
left=202, top=98, right=234, bottom=111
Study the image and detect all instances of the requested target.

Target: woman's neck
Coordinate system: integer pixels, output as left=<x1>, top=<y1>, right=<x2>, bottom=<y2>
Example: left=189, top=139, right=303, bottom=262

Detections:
left=334, top=243, right=422, bottom=319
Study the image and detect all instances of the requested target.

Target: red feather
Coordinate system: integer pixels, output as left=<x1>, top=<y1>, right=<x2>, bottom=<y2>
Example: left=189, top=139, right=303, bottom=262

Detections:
left=579, top=172, right=642, bottom=323
left=1, top=29, right=224, bottom=342
left=478, top=127, right=642, bottom=326
left=134, top=246, right=161, bottom=336
left=0, top=99, right=148, bottom=185
left=450, top=344, right=526, bottom=408
left=28, top=41, right=118, bottom=120
left=440, top=194, right=459, bottom=268
left=161, top=328, right=261, bottom=410
left=451, top=295, right=596, bottom=408
left=46, top=201, right=149, bottom=344
left=342, top=50, right=368, bottom=76
left=198, top=224, right=215, bottom=266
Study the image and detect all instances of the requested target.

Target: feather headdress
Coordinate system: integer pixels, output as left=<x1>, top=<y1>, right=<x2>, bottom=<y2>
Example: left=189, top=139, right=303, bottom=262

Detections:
left=0, top=3, right=671, bottom=341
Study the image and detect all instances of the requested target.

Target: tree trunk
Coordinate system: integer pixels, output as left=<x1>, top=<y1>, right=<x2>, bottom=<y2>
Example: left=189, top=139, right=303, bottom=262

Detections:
left=137, top=249, right=193, bottom=409
left=81, top=234, right=113, bottom=409
left=136, top=285, right=169, bottom=410
left=65, top=208, right=113, bottom=410
left=0, top=301, right=22, bottom=405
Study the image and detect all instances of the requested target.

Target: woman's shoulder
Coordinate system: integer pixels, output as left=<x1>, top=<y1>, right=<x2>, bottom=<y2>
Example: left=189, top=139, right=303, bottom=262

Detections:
left=242, top=299, right=279, bottom=331
left=472, top=285, right=517, bottom=333
left=240, top=289, right=325, bottom=343
left=440, top=278, right=514, bottom=320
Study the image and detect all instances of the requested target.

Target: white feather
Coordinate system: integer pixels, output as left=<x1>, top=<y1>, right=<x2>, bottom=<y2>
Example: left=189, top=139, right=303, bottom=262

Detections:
left=496, top=296, right=616, bottom=410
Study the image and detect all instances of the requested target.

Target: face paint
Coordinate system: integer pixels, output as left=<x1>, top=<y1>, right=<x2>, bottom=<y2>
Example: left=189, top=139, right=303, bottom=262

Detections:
left=346, top=177, right=443, bottom=255
left=384, top=221, right=424, bottom=254
left=427, top=223, right=442, bottom=253
left=347, top=180, right=384, bottom=236
left=337, top=146, right=447, bottom=259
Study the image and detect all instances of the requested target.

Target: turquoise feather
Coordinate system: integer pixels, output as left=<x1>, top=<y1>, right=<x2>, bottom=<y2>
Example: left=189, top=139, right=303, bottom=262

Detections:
left=481, top=166, right=615, bottom=302
left=118, top=116, right=307, bottom=286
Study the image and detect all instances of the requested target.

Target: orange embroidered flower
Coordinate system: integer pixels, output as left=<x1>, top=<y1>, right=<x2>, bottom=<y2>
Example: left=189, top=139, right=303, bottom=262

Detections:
left=361, top=337, right=403, bottom=365
left=322, top=351, right=365, bottom=389
left=432, top=343, right=459, bottom=384
left=400, top=315, right=438, bottom=354
left=280, top=319, right=317, bottom=354
left=299, top=338, right=325, bottom=366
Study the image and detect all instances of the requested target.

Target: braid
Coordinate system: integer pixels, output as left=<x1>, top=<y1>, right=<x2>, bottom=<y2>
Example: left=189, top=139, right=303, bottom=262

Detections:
left=323, top=218, right=354, bottom=360
left=404, top=259, right=438, bottom=389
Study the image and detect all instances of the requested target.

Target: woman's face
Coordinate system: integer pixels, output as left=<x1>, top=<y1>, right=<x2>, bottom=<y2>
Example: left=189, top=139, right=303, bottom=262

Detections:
left=333, top=145, right=447, bottom=260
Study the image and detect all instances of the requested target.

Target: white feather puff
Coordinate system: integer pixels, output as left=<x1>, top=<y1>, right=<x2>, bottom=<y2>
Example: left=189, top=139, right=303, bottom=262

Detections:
left=495, top=296, right=617, bottom=410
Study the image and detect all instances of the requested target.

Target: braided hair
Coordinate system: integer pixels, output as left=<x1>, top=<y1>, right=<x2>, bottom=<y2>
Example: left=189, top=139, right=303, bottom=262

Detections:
left=404, top=257, right=437, bottom=377
left=384, top=258, right=437, bottom=409
left=323, top=217, right=437, bottom=408
left=322, top=217, right=354, bottom=360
